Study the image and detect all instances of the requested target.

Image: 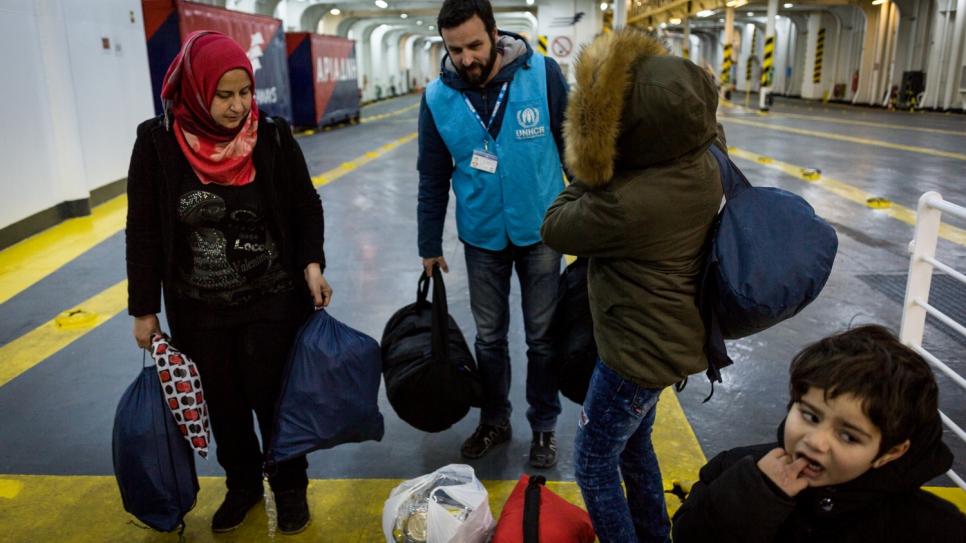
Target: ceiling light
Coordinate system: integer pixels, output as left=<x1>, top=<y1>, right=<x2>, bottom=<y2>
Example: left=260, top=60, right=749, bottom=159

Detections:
left=747, top=12, right=755, bottom=16
left=775, top=15, right=781, bottom=19
left=660, top=22, right=667, bottom=28
left=375, top=0, right=388, bottom=8
left=726, top=0, right=748, bottom=7
left=527, top=0, right=534, bottom=4
left=669, top=17, right=681, bottom=24
left=601, top=3, right=608, bottom=11
left=428, top=25, right=434, bottom=30
left=416, top=20, right=422, bottom=25
left=719, top=18, right=725, bottom=22
left=400, top=13, right=408, bottom=18
left=330, top=8, right=340, bottom=15
left=871, top=0, right=886, bottom=4
left=784, top=2, right=793, bottom=6
left=697, top=10, right=714, bottom=17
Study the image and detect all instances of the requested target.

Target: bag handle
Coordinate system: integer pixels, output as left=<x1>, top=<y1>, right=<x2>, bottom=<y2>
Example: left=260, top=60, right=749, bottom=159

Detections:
left=429, top=265, right=452, bottom=365
left=523, top=475, right=545, bottom=543
left=416, top=270, right=432, bottom=310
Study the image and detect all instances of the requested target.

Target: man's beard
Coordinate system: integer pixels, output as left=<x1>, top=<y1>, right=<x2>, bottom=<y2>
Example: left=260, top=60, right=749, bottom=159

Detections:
left=455, top=39, right=498, bottom=86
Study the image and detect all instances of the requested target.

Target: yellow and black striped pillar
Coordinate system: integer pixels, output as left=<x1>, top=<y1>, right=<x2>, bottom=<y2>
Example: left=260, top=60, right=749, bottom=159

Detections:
left=812, top=28, right=825, bottom=83
left=722, top=43, right=733, bottom=84
left=761, top=35, right=774, bottom=86
left=538, top=35, right=547, bottom=55
left=746, top=29, right=758, bottom=82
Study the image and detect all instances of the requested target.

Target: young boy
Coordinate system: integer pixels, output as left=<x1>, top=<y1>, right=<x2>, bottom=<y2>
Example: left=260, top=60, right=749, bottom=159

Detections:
left=672, top=324, right=966, bottom=542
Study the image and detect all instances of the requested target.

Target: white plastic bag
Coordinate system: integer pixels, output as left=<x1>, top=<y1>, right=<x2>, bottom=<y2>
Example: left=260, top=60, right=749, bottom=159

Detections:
left=383, top=464, right=495, bottom=543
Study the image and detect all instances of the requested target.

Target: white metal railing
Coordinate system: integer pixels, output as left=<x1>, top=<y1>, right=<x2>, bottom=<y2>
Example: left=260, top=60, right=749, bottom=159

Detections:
left=899, top=191, right=966, bottom=492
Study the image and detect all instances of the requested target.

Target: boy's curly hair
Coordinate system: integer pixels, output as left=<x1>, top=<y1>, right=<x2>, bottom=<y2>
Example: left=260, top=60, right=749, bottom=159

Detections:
left=788, top=324, right=938, bottom=456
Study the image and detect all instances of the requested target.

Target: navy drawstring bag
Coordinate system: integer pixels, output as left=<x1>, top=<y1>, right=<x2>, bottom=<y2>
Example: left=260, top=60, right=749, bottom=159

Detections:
left=113, top=363, right=199, bottom=532
left=267, top=309, right=385, bottom=466
left=697, top=145, right=838, bottom=390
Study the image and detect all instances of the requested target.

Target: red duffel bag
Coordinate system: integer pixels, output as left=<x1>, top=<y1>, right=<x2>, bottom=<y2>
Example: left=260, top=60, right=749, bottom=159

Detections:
left=492, top=475, right=596, bottom=543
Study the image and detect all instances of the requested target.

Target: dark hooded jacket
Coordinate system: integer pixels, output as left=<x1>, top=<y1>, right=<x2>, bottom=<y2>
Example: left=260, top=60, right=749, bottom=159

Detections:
left=671, top=415, right=966, bottom=543
left=417, top=30, right=569, bottom=258
left=540, top=29, right=723, bottom=388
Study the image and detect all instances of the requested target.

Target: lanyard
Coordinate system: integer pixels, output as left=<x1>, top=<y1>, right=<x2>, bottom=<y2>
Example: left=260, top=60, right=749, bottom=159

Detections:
left=462, top=82, right=508, bottom=151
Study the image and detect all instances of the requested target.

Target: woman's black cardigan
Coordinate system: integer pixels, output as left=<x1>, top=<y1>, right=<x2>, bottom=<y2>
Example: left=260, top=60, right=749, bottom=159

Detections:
left=125, top=114, right=325, bottom=334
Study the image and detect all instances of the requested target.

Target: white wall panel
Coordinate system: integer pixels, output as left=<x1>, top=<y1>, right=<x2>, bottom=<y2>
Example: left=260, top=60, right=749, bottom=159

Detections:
left=0, top=2, right=62, bottom=229
left=0, top=0, right=154, bottom=231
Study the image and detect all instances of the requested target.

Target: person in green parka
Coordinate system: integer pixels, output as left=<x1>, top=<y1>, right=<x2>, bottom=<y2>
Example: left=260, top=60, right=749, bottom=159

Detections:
left=540, top=28, right=724, bottom=543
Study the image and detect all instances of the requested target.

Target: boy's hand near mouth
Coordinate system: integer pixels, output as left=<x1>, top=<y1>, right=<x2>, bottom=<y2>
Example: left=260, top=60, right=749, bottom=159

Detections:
left=758, top=448, right=811, bottom=497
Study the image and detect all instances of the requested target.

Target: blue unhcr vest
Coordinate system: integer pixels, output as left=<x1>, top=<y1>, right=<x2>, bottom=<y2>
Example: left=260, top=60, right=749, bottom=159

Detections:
left=425, top=53, right=563, bottom=251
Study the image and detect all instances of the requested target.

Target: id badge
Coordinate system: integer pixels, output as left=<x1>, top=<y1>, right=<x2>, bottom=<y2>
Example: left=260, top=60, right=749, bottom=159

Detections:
left=470, top=150, right=498, bottom=173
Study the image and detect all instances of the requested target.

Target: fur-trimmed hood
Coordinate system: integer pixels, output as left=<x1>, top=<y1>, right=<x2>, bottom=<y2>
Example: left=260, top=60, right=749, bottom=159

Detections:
left=564, top=29, right=719, bottom=186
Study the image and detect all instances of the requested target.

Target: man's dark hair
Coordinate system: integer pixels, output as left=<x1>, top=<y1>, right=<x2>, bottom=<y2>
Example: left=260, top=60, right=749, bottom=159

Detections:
left=437, top=0, right=497, bottom=35
left=788, top=324, right=938, bottom=457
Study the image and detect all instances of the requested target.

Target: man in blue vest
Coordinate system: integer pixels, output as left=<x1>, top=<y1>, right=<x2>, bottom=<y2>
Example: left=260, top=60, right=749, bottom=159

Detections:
left=417, top=0, right=569, bottom=468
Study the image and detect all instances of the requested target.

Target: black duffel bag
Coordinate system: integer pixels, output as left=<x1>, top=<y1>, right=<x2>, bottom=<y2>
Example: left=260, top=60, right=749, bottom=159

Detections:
left=549, top=258, right=598, bottom=405
left=381, top=267, right=483, bottom=432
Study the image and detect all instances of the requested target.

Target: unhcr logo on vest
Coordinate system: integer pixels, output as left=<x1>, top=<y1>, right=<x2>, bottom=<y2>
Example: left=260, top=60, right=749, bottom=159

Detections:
left=515, top=107, right=546, bottom=140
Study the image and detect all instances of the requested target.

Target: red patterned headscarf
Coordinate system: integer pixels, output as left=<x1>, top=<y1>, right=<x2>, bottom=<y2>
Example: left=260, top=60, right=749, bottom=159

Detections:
left=160, top=31, right=259, bottom=186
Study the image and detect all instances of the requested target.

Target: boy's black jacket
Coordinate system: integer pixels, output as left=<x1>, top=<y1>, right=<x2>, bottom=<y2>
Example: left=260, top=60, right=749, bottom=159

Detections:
left=671, top=414, right=966, bottom=542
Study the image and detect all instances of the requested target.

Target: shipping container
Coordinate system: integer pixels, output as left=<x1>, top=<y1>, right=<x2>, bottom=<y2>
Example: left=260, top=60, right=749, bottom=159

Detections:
left=142, top=0, right=293, bottom=123
left=286, top=33, right=361, bottom=129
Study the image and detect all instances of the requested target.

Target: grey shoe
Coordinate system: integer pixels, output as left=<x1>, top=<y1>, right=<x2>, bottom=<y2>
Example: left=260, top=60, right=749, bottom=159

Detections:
left=461, top=423, right=512, bottom=459
left=529, top=431, right=557, bottom=468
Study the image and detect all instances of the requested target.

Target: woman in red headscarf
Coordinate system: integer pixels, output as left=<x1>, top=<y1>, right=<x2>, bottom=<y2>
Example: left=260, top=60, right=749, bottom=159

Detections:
left=125, top=31, right=329, bottom=535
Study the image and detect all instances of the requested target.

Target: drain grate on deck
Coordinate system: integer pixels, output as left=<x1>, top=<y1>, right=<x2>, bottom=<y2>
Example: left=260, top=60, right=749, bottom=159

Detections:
left=858, top=274, right=966, bottom=347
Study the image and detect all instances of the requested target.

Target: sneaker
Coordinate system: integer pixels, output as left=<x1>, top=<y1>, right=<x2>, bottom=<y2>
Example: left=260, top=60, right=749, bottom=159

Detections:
left=461, top=423, right=512, bottom=459
left=211, top=488, right=263, bottom=532
left=275, top=488, right=311, bottom=535
left=529, top=431, right=557, bottom=468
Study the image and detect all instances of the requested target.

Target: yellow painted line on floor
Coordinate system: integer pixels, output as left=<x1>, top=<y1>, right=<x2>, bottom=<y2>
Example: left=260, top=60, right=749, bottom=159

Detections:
left=360, top=102, right=420, bottom=123
left=0, top=406, right=693, bottom=543
left=729, top=147, right=966, bottom=247
left=0, top=280, right=127, bottom=388
left=722, top=101, right=966, bottom=136
left=312, top=132, right=418, bottom=187
left=721, top=116, right=966, bottom=161
left=1, top=472, right=962, bottom=542
left=0, top=195, right=127, bottom=307
left=655, top=388, right=707, bottom=497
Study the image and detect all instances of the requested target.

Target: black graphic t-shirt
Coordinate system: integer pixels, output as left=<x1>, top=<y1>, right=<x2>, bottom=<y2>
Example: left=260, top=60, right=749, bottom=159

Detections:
left=175, top=177, right=293, bottom=307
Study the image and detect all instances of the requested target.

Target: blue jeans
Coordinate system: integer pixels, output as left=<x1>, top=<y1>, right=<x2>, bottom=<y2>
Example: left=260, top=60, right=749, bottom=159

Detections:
left=463, top=241, right=562, bottom=432
left=574, top=360, right=670, bottom=543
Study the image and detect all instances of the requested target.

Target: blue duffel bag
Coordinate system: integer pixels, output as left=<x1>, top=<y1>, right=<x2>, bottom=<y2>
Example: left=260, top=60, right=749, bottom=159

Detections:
left=699, top=145, right=838, bottom=386
left=267, top=309, right=385, bottom=466
left=113, top=364, right=199, bottom=532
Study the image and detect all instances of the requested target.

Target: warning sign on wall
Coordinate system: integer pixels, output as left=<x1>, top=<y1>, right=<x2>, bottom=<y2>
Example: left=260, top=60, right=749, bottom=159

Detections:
left=550, top=36, right=573, bottom=58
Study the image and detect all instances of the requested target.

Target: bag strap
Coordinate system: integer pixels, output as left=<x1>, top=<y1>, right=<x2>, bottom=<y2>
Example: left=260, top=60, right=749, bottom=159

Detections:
left=429, top=265, right=452, bottom=365
left=708, top=144, right=751, bottom=200
left=523, top=475, right=546, bottom=543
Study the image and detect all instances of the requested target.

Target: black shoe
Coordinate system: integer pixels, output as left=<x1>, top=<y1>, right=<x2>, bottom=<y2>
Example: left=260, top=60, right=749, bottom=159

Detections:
left=211, top=488, right=263, bottom=532
left=529, top=431, right=557, bottom=468
left=461, top=423, right=512, bottom=459
left=275, top=488, right=310, bottom=535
